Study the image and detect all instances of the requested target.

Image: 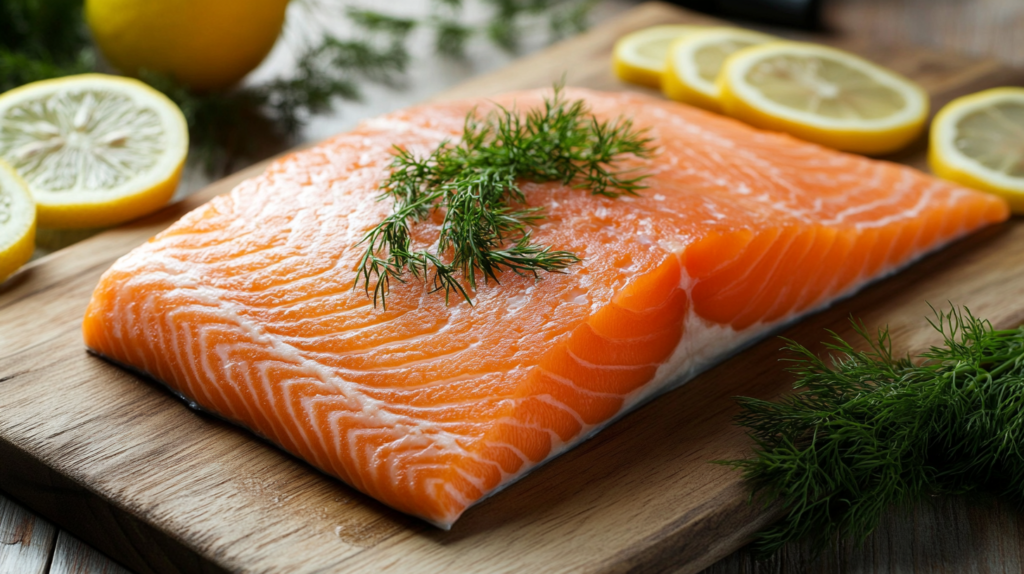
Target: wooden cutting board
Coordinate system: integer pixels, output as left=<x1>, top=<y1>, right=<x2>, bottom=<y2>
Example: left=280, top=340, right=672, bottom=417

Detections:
left=3, top=3, right=1024, bottom=573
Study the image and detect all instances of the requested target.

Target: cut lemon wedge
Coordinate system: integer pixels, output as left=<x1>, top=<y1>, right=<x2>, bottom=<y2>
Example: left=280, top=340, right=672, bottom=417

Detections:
left=0, top=161, right=36, bottom=283
left=930, top=87, right=1024, bottom=212
left=719, top=42, right=929, bottom=155
left=612, top=25, right=704, bottom=89
left=0, top=74, right=188, bottom=229
left=663, top=27, right=778, bottom=112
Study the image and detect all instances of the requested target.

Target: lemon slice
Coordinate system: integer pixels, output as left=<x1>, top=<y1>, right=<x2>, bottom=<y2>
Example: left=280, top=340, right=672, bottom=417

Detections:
left=930, top=87, right=1024, bottom=212
left=719, top=42, right=929, bottom=155
left=613, top=25, right=704, bottom=89
left=0, top=161, right=36, bottom=284
left=0, top=74, right=188, bottom=229
left=663, top=27, right=778, bottom=112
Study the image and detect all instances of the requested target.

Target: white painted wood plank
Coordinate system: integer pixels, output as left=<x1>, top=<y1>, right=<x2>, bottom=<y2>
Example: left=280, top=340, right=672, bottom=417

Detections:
left=0, top=493, right=57, bottom=574
left=49, top=531, right=131, bottom=574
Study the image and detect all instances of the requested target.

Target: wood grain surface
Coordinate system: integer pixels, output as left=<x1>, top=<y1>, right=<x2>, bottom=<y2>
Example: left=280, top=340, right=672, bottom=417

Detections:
left=49, top=531, right=131, bottom=574
left=3, top=3, right=1024, bottom=573
left=826, top=0, right=1024, bottom=67
left=1, top=494, right=57, bottom=574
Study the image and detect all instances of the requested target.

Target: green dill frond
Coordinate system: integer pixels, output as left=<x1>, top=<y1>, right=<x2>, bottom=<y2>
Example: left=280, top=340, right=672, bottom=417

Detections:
left=549, top=0, right=597, bottom=38
left=434, top=19, right=474, bottom=58
left=346, top=7, right=418, bottom=38
left=2, top=0, right=599, bottom=175
left=726, top=305, right=1024, bottom=557
left=355, top=86, right=654, bottom=308
left=0, top=0, right=92, bottom=91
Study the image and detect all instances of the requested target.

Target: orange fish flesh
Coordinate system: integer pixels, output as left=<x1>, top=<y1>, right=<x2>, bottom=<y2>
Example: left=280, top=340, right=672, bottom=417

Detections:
left=83, top=89, right=1009, bottom=528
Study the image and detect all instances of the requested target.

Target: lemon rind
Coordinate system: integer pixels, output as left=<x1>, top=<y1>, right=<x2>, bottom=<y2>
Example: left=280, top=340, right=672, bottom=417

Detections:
left=0, top=161, right=36, bottom=283
left=0, top=74, right=189, bottom=229
left=719, top=42, right=929, bottom=154
left=929, top=87, right=1024, bottom=211
left=613, top=25, right=704, bottom=89
left=663, top=27, right=778, bottom=112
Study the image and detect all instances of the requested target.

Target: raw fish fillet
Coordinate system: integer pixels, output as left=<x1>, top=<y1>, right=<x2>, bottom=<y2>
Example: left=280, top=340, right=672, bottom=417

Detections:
left=83, top=89, right=1008, bottom=528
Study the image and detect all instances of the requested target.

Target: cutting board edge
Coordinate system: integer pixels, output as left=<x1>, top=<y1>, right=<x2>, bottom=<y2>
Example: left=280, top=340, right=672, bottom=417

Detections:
left=0, top=436, right=229, bottom=574
left=3, top=2, right=1024, bottom=573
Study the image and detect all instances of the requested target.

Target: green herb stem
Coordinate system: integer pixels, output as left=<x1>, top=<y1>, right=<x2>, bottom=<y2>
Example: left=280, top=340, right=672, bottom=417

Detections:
left=354, top=86, right=653, bottom=308
left=727, top=306, right=1024, bottom=557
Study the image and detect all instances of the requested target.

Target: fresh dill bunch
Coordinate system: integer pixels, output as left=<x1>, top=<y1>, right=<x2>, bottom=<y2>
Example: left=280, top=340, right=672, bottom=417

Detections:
left=345, top=7, right=418, bottom=38
left=142, top=32, right=411, bottom=175
left=727, top=306, right=1024, bottom=557
left=355, top=86, right=654, bottom=308
left=353, top=0, right=596, bottom=60
left=0, top=0, right=93, bottom=91
left=2, top=0, right=597, bottom=174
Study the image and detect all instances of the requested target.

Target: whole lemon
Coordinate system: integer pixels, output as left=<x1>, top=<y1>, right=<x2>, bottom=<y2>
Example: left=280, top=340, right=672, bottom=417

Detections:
left=86, top=0, right=291, bottom=92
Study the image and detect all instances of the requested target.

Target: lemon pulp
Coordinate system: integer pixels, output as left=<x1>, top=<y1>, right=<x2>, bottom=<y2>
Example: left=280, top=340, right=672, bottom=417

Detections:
left=663, top=28, right=777, bottom=111
left=0, top=162, right=36, bottom=283
left=720, top=42, right=928, bottom=155
left=0, top=74, right=188, bottom=229
left=930, top=87, right=1024, bottom=212
left=612, top=25, right=703, bottom=89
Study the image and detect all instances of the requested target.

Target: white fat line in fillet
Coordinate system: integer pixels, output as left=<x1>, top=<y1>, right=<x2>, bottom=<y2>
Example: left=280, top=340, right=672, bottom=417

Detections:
left=814, top=231, right=858, bottom=300
left=902, top=208, right=932, bottom=264
left=364, top=426, right=404, bottom=490
left=826, top=170, right=924, bottom=227
left=166, top=306, right=209, bottom=408
left=845, top=231, right=882, bottom=289
left=277, top=375, right=337, bottom=469
left=235, top=353, right=313, bottom=462
left=536, top=367, right=626, bottom=399
left=197, top=327, right=247, bottom=422
left=173, top=304, right=241, bottom=414
left=705, top=228, right=795, bottom=306
left=321, top=409, right=362, bottom=486
left=787, top=228, right=843, bottom=312
left=214, top=340, right=264, bottom=426
left=346, top=391, right=511, bottom=416
left=563, top=347, right=662, bottom=372
left=337, top=418, right=500, bottom=488
left=176, top=308, right=236, bottom=419
left=359, top=436, right=386, bottom=495
left=419, top=476, right=471, bottom=521
left=797, top=163, right=882, bottom=214
left=728, top=228, right=811, bottom=322
left=454, top=223, right=993, bottom=523
left=758, top=226, right=821, bottom=320
left=343, top=426, right=380, bottom=492
left=358, top=118, right=460, bottom=142
left=143, top=294, right=176, bottom=386
left=141, top=220, right=352, bottom=297
left=451, top=465, right=489, bottom=493
left=196, top=281, right=470, bottom=453
left=257, top=295, right=387, bottom=324
left=255, top=365, right=324, bottom=464
left=486, top=406, right=574, bottom=456
left=108, top=287, right=133, bottom=367
left=357, top=369, right=518, bottom=395
left=277, top=326, right=464, bottom=362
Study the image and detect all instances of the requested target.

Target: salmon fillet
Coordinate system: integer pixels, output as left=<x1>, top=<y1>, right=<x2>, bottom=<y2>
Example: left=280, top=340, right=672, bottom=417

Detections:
left=82, top=88, right=1008, bottom=528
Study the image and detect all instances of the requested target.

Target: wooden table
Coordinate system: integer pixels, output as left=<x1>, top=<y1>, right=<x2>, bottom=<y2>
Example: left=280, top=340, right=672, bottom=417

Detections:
left=5, top=1, right=1024, bottom=573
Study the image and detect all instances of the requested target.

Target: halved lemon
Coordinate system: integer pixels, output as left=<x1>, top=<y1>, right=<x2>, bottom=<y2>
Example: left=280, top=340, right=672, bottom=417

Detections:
left=0, top=161, right=36, bottom=284
left=663, top=27, right=778, bottom=112
left=0, top=74, right=188, bottom=229
left=612, top=25, right=704, bottom=89
left=719, top=42, right=929, bottom=155
left=930, top=87, right=1024, bottom=212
